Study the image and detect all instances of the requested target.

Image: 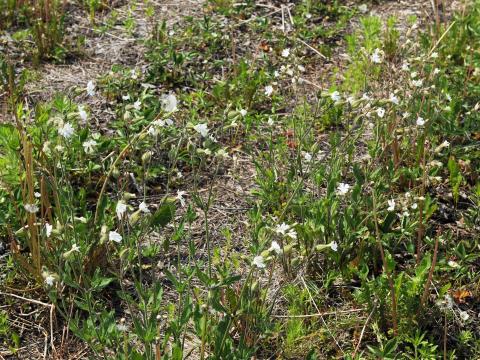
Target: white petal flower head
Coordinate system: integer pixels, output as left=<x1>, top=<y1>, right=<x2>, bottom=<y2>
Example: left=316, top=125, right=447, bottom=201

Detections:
left=133, top=100, right=142, bottom=110
left=460, top=310, right=470, bottom=322
left=330, top=91, right=341, bottom=103
left=193, top=123, right=209, bottom=137
left=303, top=152, right=312, bottom=162
left=82, top=139, right=97, bottom=154
left=376, top=107, right=385, bottom=118
left=139, top=201, right=150, bottom=213
left=109, top=231, right=122, bottom=243
left=130, top=69, right=138, bottom=79
left=286, top=228, right=297, bottom=240
left=239, top=109, right=247, bottom=117
left=275, top=222, right=290, bottom=236
left=336, top=183, right=351, bottom=196
left=176, top=190, right=187, bottom=207
left=34, top=192, right=41, bottom=198
left=86, top=81, right=96, bottom=96
left=387, top=199, right=395, bottom=212
left=116, top=200, right=127, bottom=219
left=70, top=243, right=80, bottom=252
left=160, top=93, right=178, bottom=113
left=389, top=93, right=399, bottom=105
left=267, top=117, right=274, bottom=126
left=58, top=123, right=75, bottom=139
left=412, top=79, right=423, bottom=87
left=371, top=48, right=383, bottom=64
left=45, top=223, right=53, bottom=237
left=252, top=255, right=266, bottom=268
left=264, top=85, right=274, bottom=97
left=416, top=117, right=426, bottom=126
left=330, top=241, right=338, bottom=252
left=281, top=48, right=290, bottom=58
left=78, top=105, right=88, bottom=122
left=45, top=275, right=55, bottom=287
left=269, top=241, right=282, bottom=254
left=24, top=203, right=39, bottom=213
left=401, top=62, right=410, bottom=71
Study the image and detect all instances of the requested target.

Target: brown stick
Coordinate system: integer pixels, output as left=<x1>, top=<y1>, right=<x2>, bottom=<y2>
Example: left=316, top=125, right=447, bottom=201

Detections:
left=418, top=231, right=441, bottom=315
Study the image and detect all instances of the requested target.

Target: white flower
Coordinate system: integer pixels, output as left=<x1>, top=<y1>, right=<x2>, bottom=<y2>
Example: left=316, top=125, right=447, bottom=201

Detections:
left=275, top=223, right=290, bottom=236
left=411, top=203, right=418, bottom=210
left=264, top=85, right=274, bottom=96
left=116, top=201, right=127, bottom=219
left=330, top=241, right=338, bottom=252
left=448, top=260, right=460, bottom=268
left=133, top=100, right=142, bottom=110
left=459, top=310, right=470, bottom=322
left=58, top=123, right=75, bottom=139
left=387, top=199, right=395, bottom=212
left=361, top=93, right=370, bottom=101
left=330, top=91, right=341, bottom=103
left=160, top=93, right=178, bottom=112
left=34, top=192, right=41, bottom=198
left=193, top=123, right=209, bottom=137
left=86, top=81, right=96, bottom=96
left=433, top=68, right=440, bottom=75
left=165, top=118, right=174, bottom=126
left=336, top=183, right=351, bottom=196
left=24, top=203, right=39, bottom=213
left=446, top=93, right=452, bottom=101
left=376, top=107, right=385, bottom=118
left=82, top=139, right=97, bottom=154
left=358, top=4, right=368, bottom=13
left=139, top=201, right=150, bottom=213
left=303, top=152, right=312, bottom=162
left=176, top=190, right=186, bottom=207
left=416, top=117, right=426, bottom=126
left=78, top=105, right=88, bottom=122
left=269, top=241, right=282, bottom=254
left=45, top=275, right=55, bottom=287
left=122, top=94, right=130, bottom=101
left=389, top=93, right=399, bottom=105
left=70, top=243, right=80, bottom=252
left=45, top=223, right=53, bottom=237
left=286, top=228, right=297, bottom=240
left=267, top=117, right=274, bottom=126
left=281, top=48, right=290, bottom=58
left=431, top=52, right=438, bottom=59
left=130, top=69, right=138, bottom=79
left=252, top=255, right=266, bottom=268
left=371, top=48, right=383, bottom=63
left=239, top=109, right=247, bottom=117
left=401, top=62, right=409, bottom=71
left=412, top=79, right=423, bottom=87
left=109, top=231, right=122, bottom=243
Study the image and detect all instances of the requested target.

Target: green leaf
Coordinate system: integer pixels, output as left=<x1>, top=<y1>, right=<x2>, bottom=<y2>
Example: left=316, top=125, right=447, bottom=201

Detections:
left=150, top=200, right=175, bottom=228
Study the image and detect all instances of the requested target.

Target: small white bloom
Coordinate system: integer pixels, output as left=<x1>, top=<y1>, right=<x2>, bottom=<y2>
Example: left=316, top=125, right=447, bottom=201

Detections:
left=252, top=255, right=266, bottom=268
left=116, top=201, right=127, bottom=219
left=330, top=91, right=341, bottom=103
left=401, top=62, right=409, bottom=71
left=160, top=93, right=178, bottom=113
left=34, top=192, right=41, bottom=198
left=239, top=109, right=247, bottom=117
left=165, top=118, right=174, bottom=126
left=433, top=68, right=440, bottom=75
left=336, top=183, right=351, bottom=196
left=58, top=123, right=75, bottom=139
left=416, top=117, right=426, bottom=126
left=376, top=107, right=385, bottom=118
left=86, top=81, right=96, bottom=96
left=24, top=203, right=39, bottom=213
left=446, top=93, right=452, bottom=102
left=371, top=48, right=383, bottom=64
left=412, top=79, right=423, bottom=87
left=70, top=243, right=80, bottom=252
left=109, top=231, right=122, bottom=243
left=45, top=275, right=55, bottom=286
left=264, top=85, right=274, bottom=97
left=133, top=100, right=142, bottom=110
left=389, top=93, right=399, bottom=105
left=45, top=223, right=53, bottom=237
left=330, top=241, right=338, bottom=252
left=448, top=260, right=460, bottom=268
left=411, top=203, right=418, bottom=210
left=176, top=190, right=186, bottom=207
left=459, top=310, right=470, bottom=322
left=275, top=223, right=290, bottom=236
left=122, top=94, right=130, bottom=101
left=286, top=228, right=297, bottom=240
left=303, top=152, right=312, bottom=162
left=281, top=48, right=290, bottom=58
left=431, top=52, right=438, bottom=59
left=358, top=4, right=368, bottom=13
left=130, top=69, right=138, bottom=79
left=193, top=123, right=209, bottom=137
left=387, top=199, right=395, bottom=212
left=269, top=241, right=282, bottom=254
left=82, top=139, right=97, bottom=154
left=267, top=117, right=274, bottom=126
left=78, top=105, right=88, bottom=122
left=139, top=201, right=150, bottom=213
